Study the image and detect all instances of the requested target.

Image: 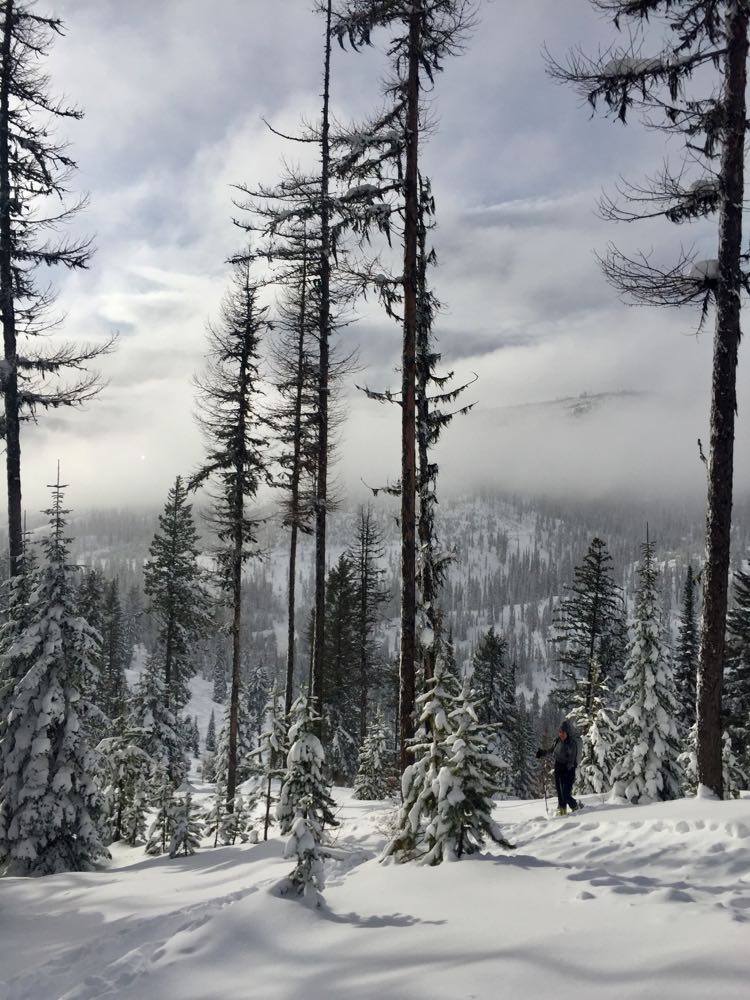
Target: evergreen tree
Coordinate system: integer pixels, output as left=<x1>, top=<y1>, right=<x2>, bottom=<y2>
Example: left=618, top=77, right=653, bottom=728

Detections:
left=674, top=566, right=699, bottom=730
left=611, top=537, right=681, bottom=804
left=144, top=476, right=212, bottom=710
left=169, top=792, right=203, bottom=858
left=206, top=709, right=217, bottom=752
left=349, top=507, right=388, bottom=743
left=353, top=709, right=393, bottom=801
left=424, top=679, right=513, bottom=863
left=0, top=475, right=108, bottom=875
left=130, top=653, right=186, bottom=785
left=0, top=538, right=39, bottom=754
left=76, top=567, right=107, bottom=734
left=214, top=689, right=255, bottom=790
left=255, top=683, right=287, bottom=840
left=679, top=724, right=745, bottom=799
left=101, top=579, right=128, bottom=723
left=98, top=724, right=152, bottom=844
left=145, top=767, right=174, bottom=856
left=123, top=774, right=149, bottom=847
left=382, top=661, right=458, bottom=863
left=725, top=567, right=750, bottom=777
left=191, top=716, right=200, bottom=757
left=322, top=553, right=359, bottom=781
left=246, top=665, right=269, bottom=741
left=471, top=627, right=515, bottom=780
left=191, top=262, right=272, bottom=811
left=220, top=791, right=257, bottom=846
left=548, top=0, right=750, bottom=799
left=553, top=537, right=626, bottom=711
left=510, top=701, right=539, bottom=800
left=277, top=695, right=337, bottom=903
left=571, top=656, right=615, bottom=796
left=212, top=651, right=228, bottom=703
left=0, top=2, right=112, bottom=578
left=205, top=782, right=227, bottom=848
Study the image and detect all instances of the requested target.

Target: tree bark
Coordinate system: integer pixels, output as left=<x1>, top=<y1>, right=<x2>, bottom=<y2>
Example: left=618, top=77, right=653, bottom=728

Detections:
left=697, top=3, right=749, bottom=799
left=312, top=0, right=332, bottom=731
left=0, top=0, right=23, bottom=578
left=399, top=0, right=421, bottom=774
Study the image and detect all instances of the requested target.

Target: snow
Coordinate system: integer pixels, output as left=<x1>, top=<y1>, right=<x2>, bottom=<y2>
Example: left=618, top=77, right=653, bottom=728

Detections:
left=1, top=790, right=748, bottom=998
left=689, top=259, right=719, bottom=281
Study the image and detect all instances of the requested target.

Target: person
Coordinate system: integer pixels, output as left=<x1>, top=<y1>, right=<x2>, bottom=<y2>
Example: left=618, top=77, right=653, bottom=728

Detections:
left=536, top=719, right=581, bottom=816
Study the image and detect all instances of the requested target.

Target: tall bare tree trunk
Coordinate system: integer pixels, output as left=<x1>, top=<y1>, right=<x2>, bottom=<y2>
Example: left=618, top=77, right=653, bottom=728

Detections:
left=284, top=245, right=309, bottom=720
left=312, top=0, right=333, bottom=730
left=0, top=0, right=23, bottom=578
left=697, top=3, right=749, bottom=799
left=399, top=0, right=421, bottom=775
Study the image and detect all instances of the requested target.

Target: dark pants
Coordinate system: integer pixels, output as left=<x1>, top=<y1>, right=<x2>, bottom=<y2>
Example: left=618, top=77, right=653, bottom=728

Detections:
left=555, top=764, right=578, bottom=811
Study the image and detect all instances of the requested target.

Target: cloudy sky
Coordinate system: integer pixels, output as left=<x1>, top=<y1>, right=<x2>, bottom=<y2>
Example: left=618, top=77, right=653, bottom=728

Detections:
left=12, top=0, right=747, bottom=512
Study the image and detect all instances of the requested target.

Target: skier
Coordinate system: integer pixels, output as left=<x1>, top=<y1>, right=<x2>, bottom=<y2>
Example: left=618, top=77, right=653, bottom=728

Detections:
left=536, top=719, right=581, bottom=816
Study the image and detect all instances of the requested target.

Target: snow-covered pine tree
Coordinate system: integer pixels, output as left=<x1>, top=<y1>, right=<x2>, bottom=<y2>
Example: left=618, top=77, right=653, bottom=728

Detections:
left=206, top=709, right=217, bottom=752
left=322, top=553, right=360, bottom=781
left=205, top=782, right=227, bottom=848
left=571, top=656, right=615, bottom=796
left=552, top=537, right=626, bottom=711
left=246, top=666, right=269, bottom=742
left=144, top=476, right=212, bottom=711
left=123, top=774, right=149, bottom=847
left=191, top=262, right=272, bottom=812
left=130, top=652, right=186, bottom=785
left=548, top=1, right=750, bottom=799
left=97, top=724, right=152, bottom=843
left=169, top=792, right=203, bottom=858
left=725, top=566, right=750, bottom=779
left=101, top=579, right=129, bottom=724
left=470, top=627, right=515, bottom=782
left=381, top=661, right=458, bottom=864
left=348, top=506, right=388, bottom=743
left=0, top=3, right=113, bottom=579
left=353, top=709, right=393, bottom=800
left=423, top=679, right=513, bottom=863
left=679, top=724, right=745, bottom=799
left=212, top=652, right=228, bottom=704
left=0, top=537, right=39, bottom=748
left=213, top=686, right=256, bottom=790
left=674, top=565, right=699, bottom=730
left=220, top=791, right=257, bottom=846
left=191, top=716, right=200, bottom=756
left=255, top=683, right=287, bottom=840
left=0, top=474, right=108, bottom=875
left=511, top=699, right=539, bottom=800
left=145, top=767, right=175, bottom=856
left=611, top=536, right=682, bottom=804
left=277, top=694, right=337, bottom=903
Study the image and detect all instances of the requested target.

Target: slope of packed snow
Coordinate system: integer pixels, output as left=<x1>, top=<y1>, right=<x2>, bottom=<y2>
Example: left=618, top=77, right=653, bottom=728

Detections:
left=1, top=792, right=748, bottom=1000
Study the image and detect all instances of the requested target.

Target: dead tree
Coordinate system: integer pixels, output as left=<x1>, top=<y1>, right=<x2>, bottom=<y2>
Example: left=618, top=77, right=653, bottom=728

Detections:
left=547, top=0, right=750, bottom=797
left=0, top=1, right=114, bottom=576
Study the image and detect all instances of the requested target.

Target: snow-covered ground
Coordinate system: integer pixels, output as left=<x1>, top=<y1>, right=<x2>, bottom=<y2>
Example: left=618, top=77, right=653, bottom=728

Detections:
left=1, top=791, right=748, bottom=999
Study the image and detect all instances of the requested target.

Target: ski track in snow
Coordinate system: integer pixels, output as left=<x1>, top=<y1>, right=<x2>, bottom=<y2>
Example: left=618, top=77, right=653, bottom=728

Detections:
left=1, top=792, right=749, bottom=1000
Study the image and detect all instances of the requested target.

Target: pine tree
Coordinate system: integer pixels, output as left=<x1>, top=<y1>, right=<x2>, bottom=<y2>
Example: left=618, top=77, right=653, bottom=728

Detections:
left=0, top=2, right=113, bottom=578
left=553, top=537, right=626, bottom=711
left=611, top=536, right=681, bottom=804
left=382, top=661, right=458, bottom=863
left=548, top=1, right=750, bottom=799
left=191, top=716, right=200, bottom=757
left=144, top=476, right=212, bottom=710
left=191, top=262, right=272, bottom=811
left=349, top=507, right=388, bottom=743
left=76, top=567, right=107, bottom=736
left=220, top=791, right=257, bottom=846
left=145, top=767, right=175, bottom=856
left=101, top=579, right=128, bottom=723
left=206, top=709, right=217, bottom=752
left=212, top=651, right=228, bottom=703
left=255, top=683, right=287, bottom=840
left=571, top=656, right=615, bottom=796
left=674, top=566, right=699, bottom=730
left=471, top=627, right=515, bottom=780
left=0, top=474, right=108, bottom=875
left=130, top=652, right=186, bottom=785
left=213, top=688, right=255, bottom=790
left=0, top=537, right=39, bottom=753
left=205, top=782, right=227, bottom=848
left=353, top=710, right=394, bottom=801
left=246, top=665, right=269, bottom=741
left=123, top=774, right=148, bottom=847
left=511, top=701, right=539, bottom=800
left=679, top=724, right=745, bottom=799
left=332, top=0, right=478, bottom=772
left=725, top=567, right=750, bottom=777
left=98, top=724, right=152, bottom=844
left=322, top=553, right=360, bottom=781
left=169, top=792, right=203, bottom=858
left=423, top=679, right=513, bottom=863
left=277, top=695, right=337, bottom=904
